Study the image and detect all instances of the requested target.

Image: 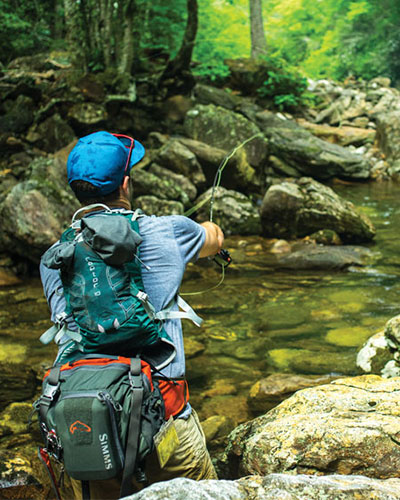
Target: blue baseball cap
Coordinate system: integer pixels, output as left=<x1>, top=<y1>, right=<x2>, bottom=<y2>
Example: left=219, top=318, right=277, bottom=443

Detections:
left=67, top=131, right=145, bottom=197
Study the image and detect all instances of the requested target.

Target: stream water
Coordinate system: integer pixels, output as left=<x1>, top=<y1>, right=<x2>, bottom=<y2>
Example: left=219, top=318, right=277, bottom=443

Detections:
left=0, top=181, right=399, bottom=426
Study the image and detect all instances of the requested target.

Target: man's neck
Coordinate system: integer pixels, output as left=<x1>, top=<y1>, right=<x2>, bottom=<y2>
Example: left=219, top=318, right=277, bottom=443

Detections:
left=80, top=195, right=132, bottom=212
left=106, top=197, right=131, bottom=211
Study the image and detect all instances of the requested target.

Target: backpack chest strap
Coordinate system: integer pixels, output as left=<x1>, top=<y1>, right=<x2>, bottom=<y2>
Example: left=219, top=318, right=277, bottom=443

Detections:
left=155, top=295, right=203, bottom=327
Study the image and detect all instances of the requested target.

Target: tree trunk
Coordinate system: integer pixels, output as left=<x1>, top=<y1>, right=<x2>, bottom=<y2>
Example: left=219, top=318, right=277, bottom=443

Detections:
left=249, top=0, right=267, bottom=59
left=63, top=0, right=87, bottom=71
left=118, top=0, right=135, bottom=74
left=160, top=0, right=198, bottom=80
left=99, top=0, right=113, bottom=68
left=52, top=0, right=64, bottom=39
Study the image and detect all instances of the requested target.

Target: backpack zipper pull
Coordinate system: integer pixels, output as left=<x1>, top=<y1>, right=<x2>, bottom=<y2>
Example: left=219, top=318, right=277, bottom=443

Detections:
left=134, top=253, right=151, bottom=271
left=98, top=392, right=123, bottom=411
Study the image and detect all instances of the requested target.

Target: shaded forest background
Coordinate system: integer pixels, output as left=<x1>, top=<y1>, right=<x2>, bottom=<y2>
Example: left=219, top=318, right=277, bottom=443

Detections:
left=2, top=0, right=400, bottom=96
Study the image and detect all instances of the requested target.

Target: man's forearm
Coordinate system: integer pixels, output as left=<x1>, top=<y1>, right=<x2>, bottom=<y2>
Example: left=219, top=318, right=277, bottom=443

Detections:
left=199, top=221, right=224, bottom=258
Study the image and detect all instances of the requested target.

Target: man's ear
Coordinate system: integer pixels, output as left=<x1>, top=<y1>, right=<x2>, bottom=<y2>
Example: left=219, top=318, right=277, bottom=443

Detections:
left=121, top=176, right=130, bottom=194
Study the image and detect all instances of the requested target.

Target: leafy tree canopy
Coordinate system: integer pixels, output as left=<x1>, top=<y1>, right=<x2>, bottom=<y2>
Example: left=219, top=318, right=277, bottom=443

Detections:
left=1, top=0, right=400, bottom=84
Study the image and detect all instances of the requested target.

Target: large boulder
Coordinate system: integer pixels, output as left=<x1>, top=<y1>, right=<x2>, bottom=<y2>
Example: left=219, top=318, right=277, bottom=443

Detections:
left=178, top=137, right=260, bottom=194
left=0, top=95, right=35, bottom=134
left=193, top=84, right=240, bottom=110
left=184, top=104, right=269, bottom=170
left=0, top=156, right=79, bottom=263
left=123, top=474, right=400, bottom=500
left=296, top=119, right=375, bottom=147
left=155, top=139, right=206, bottom=187
left=375, top=111, right=400, bottom=164
left=134, top=196, right=184, bottom=216
left=194, top=186, right=261, bottom=235
left=260, top=178, right=376, bottom=243
left=26, top=114, right=76, bottom=153
left=224, top=57, right=271, bottom=94
left=220, top=375, right=400, bottom=480
left=132, top=165, right=196, bottom=208
left=357, top=315, right=400, bottom=378
left=256, top=111, right=372, bottom=180
left=314, top=88, right=370, bottom=125
left=67, top=102, right=108, bottom=134
left=357, top=331, right=397, bottom=377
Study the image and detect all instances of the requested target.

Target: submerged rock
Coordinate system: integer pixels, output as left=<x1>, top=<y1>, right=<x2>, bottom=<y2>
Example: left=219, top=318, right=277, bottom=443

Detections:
left=0, top=450, right=44, bottom=500
left=260, top=177, right=376, bottom=242
left=0, top=367, right=37, bottom=412
left=277, top=244, right=374, bottom=270
left=0, top=268, right=22, bottom=286
left=266, top=347, right=356, bottom=375
left=220, top=375, right=400, bottom=479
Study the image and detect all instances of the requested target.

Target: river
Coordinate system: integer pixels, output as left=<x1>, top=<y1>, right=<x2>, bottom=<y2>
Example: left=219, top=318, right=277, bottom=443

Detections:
left=1, top=181, right=399, bottom=426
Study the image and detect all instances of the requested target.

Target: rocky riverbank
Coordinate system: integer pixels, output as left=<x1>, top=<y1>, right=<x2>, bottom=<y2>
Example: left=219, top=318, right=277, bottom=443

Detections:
left=2, top=55, right=400, bottom=278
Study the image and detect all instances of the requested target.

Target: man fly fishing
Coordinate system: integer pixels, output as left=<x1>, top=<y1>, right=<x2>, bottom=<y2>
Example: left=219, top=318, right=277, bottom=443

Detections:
left=39, top=131, right=224, bottom=499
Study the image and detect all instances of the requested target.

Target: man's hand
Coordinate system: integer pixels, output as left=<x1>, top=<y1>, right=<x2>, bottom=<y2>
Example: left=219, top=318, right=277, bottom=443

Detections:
left=199, top=221, right=224, bottom=258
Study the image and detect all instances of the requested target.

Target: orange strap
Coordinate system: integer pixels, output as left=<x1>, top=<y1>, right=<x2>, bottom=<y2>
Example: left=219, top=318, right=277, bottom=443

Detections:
left=157, top=379, right=189, bottom=420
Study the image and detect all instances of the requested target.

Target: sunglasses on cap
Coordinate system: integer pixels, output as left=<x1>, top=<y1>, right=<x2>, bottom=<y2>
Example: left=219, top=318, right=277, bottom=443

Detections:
left=112, top=133, right=136, bottom=175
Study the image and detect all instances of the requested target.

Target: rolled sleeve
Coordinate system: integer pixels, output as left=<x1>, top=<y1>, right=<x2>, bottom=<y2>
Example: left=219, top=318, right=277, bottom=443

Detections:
left=171, top=216, right=206, bottom=265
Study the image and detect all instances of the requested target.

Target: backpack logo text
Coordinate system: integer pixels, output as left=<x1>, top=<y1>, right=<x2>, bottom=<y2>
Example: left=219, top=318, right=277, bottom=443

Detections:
left=99, top=433, right=113, bottom=470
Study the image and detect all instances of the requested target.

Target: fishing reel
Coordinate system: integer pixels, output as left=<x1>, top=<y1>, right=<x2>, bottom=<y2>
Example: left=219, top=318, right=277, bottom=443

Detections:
left=213, top=249, right=232, bottom=268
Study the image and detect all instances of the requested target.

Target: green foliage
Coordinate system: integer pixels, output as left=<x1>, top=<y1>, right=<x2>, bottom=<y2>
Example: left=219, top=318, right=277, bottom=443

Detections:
left=137, top=0, right=188, bottom=60
left=0, top=0, right=53, bottom=63
left=3, top=0, right=400, bottom=86
left=266, top=0, right=400, bottom=83
left=193, top=61, right=230, bottom=85
left=193, top=0, right=250, bottom=77
left=256, top=55, right=309, bottom=111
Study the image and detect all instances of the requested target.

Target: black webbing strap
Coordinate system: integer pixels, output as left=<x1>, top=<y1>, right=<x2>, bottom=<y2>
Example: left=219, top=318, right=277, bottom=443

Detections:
left=39, top=365, right=61, bottom=423
left=38, top=447, right=62, bottom=500
left=81, top=480, right=90, bottom=500
left=119, top=358, right=143, bottom=498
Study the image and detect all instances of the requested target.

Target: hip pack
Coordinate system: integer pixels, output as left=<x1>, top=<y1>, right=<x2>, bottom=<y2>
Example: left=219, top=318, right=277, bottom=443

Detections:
left=40, top=205, right=202, bottom=368
left=35, top=355, right=188, bottom=498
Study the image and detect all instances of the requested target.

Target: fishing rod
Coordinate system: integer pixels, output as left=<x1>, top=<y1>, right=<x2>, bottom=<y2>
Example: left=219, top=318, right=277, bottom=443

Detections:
left=181, top=132, right=262, bottom=295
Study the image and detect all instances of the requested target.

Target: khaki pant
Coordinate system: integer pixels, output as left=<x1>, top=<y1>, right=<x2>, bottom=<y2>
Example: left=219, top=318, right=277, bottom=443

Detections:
left=70, top=410, right=217, bottom=499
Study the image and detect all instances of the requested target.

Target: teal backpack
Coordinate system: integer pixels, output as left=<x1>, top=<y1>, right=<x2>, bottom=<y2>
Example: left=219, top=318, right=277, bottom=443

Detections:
left=40, top=205, right=202, bottom=368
